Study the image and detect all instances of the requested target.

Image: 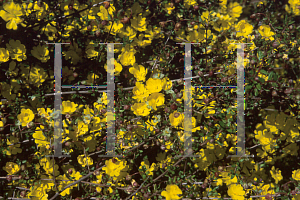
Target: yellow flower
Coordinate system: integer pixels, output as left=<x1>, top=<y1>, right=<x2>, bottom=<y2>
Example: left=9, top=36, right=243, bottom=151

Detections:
left=270, top=166, right=283, bottom=184
left=62, top=42, right=83, bottom=65
left=17, top=108, right=35, bottom=127
left=102, top=158, right=128, bottom=180
left=104, top=20, right=123, bottom=35
left=145, top=25, right=163, bottom=40
left=212, top=13, right=232, bottom=32
left=40, top=21, right=58, bottom=41
left=33, top=125, right=50, bottom=148
left=285, top=0, right=300, bottom=16
left=97, top=3, right=115, bottom=20
left=28, top=183, right=49, bottom=200
left=161, top=184, right=183, bottom=200
left=77, top=155, right=93, bottom=168
left=129, top=63, right=148, bottom=82
left=170, top=111, right=184, bottom=128
left=164, top=3, right=175, bottom=14
left=139, top=160, right=156, bottom=176
left=22, top=1, right=49, bottom=21
left=183, top=0, right=197, bottom=9
left=5, top=39, right=27, bottom=61
left=62, top=100, right=78, bottom=114
left=118, top=44, right=136, bottom=66
left=3, top=162, right=20, bottom=175
left=104, top=59, right=123, bottom=76
left=227, top=2, right=243, bottom=20
left=235, top=20, right=253, bottom=38
left=0, top=48, right=10, bottom=62
left=161, top=77, right=172, bottom=90
left=118, top=25, right=137, bottom=40
left=85, top=40, right=99, bottom=59
left=39, top=157, right=60, bottom=176
left=292, top=169, right=300, bottom=181
left=132, top=82, right=150, bottom=102
left=0, top=1, right=24, bottom=30
left=130, top=13, right=148, bottom=32
left=145, top=78, right=162, bottom=94
left=131, top=102, right=151, bottom=116
left=29, top=65, right=49, bottom=87
left=258, top=25, right=275, bottom=41
left=31, top=44, right=50, bottom=63
left=147, top=92, right=165, bottom=111
left=227, top=184, right=245, bottom=200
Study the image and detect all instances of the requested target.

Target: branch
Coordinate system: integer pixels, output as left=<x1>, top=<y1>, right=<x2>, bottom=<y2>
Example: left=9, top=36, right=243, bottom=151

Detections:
left=49, top=164, right=104, bottom=200
left=125, top=177, right=150, bottom=200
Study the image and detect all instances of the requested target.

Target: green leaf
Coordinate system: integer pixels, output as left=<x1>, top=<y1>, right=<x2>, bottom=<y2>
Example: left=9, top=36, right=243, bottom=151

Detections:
left=256, top=83, right=261, bottom=90
left=254, top=88, right=258, bottom=96
left=260, top=69, right=268, bottom=75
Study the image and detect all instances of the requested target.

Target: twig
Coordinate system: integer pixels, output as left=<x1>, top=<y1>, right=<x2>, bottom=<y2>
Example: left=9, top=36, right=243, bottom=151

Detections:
left=49, top=164, right=104, bottom=200
left=125, top=177, right=150, bottom=200
left=151, top=31, right=171, bottom=73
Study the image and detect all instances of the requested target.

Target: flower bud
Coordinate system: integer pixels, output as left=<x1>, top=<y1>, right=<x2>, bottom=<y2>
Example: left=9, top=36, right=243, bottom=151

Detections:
left=124, top=105, right=130, bottom=110
left=21, top=164, right=26, bottom=171
left=194, top=5, right=199, bottom=10
left=26, top=121, right=34, bottom=129
left=175, top=0, right=181, bottom=3
left=271, top=90, right=278, bottom=96
left=209, top=70, right=214, bottom=77
left=272, top=41, right=279, bottom=48
left=159, top=21, right=166, bottom=28
left=95, top=30, right=101, bottom=37
left=6, top=175, right=12, bottom=182
left=73, top=72, right=78, bottom=78
left=20, top=191, right=26, bottom=197
left=250, top=14, right=256, bottom=19
left=127, top=185, right=134, bottom=193
left=68, top=4, right=73, bottom=10
left=175, top=22, right=181, bottom=30
left=133, top=181, right=138, bottom=187
left=164, top=107, right=170, bottom=113
left=127, top=124, right=133, bottom=132
left=218, top=166, right=224, bottom=172
left=265, top=193, right=272, bottom=200
left=170, top=103, right=177, bottom=110
left=126, top=174, right=132, bottom=181
left=160, top=145, right=166, bottom=150
left=103, top=1, right=110, bottom=9
left=101, top=20, right=108, bottom=26
left=204, top=99, right=210, bottom=104
left=68, top=168, right=73, bottom=174
left=284, top=88, right=293, bottom=94
left=94, top=170, right=100, bottom=175
left=250, top=60, right=256, bottom=65
left=121, top=17, right=129, bottom=24
left=87, top=25, right=92, bottom=31
left=221, top=77, right=227, bottom=83
left=65, top=141, right=71, bottom=147
left=65, top=113, right=71, bottom=119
